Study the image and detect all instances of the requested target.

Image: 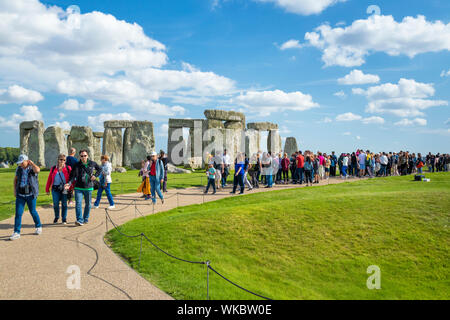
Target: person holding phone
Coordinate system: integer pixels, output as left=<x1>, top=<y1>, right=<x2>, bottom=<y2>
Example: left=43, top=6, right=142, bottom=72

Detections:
left=10, top=155, right=42, bottom=240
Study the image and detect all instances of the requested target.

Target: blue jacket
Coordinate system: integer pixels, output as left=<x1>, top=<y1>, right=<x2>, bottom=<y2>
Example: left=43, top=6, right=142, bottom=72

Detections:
left=149, top=159, right=165, bottom=182
left=15, top=166, right=39, bottom=199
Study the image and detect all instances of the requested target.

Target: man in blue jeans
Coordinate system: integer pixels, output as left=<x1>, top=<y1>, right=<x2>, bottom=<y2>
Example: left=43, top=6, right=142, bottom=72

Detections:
left=148, top=151, right=165, bottom=204
left=65, top=149, right=101, bottom=226
left=10, top=155, right=42, bottom=240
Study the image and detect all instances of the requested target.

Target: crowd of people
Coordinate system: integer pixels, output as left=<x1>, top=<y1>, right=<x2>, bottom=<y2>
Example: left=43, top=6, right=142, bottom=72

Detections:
left=204, top=149, right=450, bottom=194
left=9, top=148, right=168, bottom=241
left=8, top=147, right=449, bottom=241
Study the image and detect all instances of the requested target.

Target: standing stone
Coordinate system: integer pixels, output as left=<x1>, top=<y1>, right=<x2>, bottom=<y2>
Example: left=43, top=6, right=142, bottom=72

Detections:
left=123, top=121, right=155, bottom=169
left=284, top=137, right=298, bottom=156
left=20, top=121, right=45, bottom=166
left=267, top=130, right=282, bottom=155
left=245, top=129, right=260, bottom=159
left=69, top=126, right=95, bottom=161
left=224, top=122, right=245, bottom=163
left=92, top=132, right=103, bottom=164
left=44, top=126, right=68, bottom=168
left=103, top=127, right=123, bottom=168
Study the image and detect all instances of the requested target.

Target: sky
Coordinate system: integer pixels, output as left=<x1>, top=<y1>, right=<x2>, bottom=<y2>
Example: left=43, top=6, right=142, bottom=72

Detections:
left=0, top=0, right=449, bottom=155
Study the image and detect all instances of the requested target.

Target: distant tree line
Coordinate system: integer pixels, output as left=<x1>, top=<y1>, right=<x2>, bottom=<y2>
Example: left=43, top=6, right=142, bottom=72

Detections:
left=0, top=147, right=20, bottom=163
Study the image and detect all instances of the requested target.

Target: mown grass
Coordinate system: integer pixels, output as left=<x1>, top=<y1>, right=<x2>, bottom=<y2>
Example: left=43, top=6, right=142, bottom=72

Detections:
left=0, top=166, right=229, bottom=221
left=106, top=173, right=450, bottom=300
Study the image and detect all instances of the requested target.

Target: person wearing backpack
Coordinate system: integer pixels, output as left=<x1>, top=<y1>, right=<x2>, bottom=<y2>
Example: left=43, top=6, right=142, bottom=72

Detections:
left=46, top=154, right=72, bottom=224
left=65, top=149, right=101, bottom=226
left=9, top=155, right=42, bottom=241
left=304, top=155, right=313, bottom=186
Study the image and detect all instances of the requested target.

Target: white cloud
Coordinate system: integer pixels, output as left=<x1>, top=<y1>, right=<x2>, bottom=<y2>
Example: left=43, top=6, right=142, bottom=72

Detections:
left=319, top=117, right=333, bottom=123
left=441, top=69, right=450, bottom=77
left=304, top=15, right=450, bottom=67
left=157, top=123, right=169, bottom=137
left=0, top=0, right=235, bottom=116
left=342, top=132, right=351, bottom=136
left=87, top=112, right=135, bottom=131
left=280, top=39, right=303, bottom=50
left=255, top=0, right=346, bottom=15
left=394, top=118, right=427, bottom=126
left=336, top=112, right=362, bottom=122
left=0, top=85, right=43, bottom=104
left=58, top=99, right=95, bottom=111
left=333, top=91, right=346, bottom=99
left=0, top=105, right=43, bottom=130
left=354, top=78, right=448, bottom=117
left=361, top=116, right=385, bottom=125
left=232, top=89, right=319, bottom=116
left=338, top=70, right=380, bottom=85
left=52, top=121, right=71, bottom=131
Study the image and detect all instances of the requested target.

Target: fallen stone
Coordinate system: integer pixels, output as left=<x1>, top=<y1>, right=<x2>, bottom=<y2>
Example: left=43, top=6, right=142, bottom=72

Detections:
left=167, top=163, right=192, bottom=174
left=114, top=167, right=127, bottom=173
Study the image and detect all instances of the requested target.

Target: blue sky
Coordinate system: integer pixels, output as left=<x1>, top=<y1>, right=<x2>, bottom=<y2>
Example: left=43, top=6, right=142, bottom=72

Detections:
left=0, top=0, right=449, bottom=154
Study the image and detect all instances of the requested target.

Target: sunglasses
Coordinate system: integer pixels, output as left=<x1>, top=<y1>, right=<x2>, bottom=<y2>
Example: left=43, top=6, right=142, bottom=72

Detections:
left=58, top=159, right=66, bottom=161
left=80, top=155, right=88, bottom=158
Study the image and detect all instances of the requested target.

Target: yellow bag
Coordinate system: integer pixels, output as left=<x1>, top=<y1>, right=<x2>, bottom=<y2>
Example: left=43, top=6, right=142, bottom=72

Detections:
left=137, top=177, right=151, bottom=195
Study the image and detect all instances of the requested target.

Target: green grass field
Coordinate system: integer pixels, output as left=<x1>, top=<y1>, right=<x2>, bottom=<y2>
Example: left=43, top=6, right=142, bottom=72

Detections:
left=105, top=173, right=450, bottom=300
left=0, top=166, right=224, bottom=221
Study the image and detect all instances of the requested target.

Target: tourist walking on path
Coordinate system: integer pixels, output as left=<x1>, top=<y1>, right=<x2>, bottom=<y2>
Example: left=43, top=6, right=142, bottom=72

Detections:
left=304, top=154, right=313, bottom=186
left=211, top=150, right=223, bottom=190
left=93, top=155, right=115, bottom=209
left=416, top=153, right=425, bottom=174
left=231, top=153, right=245, bottom=194
left=10, top=155, right=42, bottom=240
left=65, top=150, right=101, bottom=226
left=138, top=157, right=152, bottom=199
left=313, top=154, right=320, bottom=183
left=358, top=150, right=366, bottom=178
left=295, top=151, right=304, bottom=184
left=221, top=149, right=231, bottom=188
left=248, top=156, right=259, bottom=188
left=159, top=150, right=169, bottom=193
left=330, top=152, right=337, bottom=177
left=261, top=152, right=273, bottom=188
left=243, top=155, right=253, bottom=190
left=46, top=154, right=72, bottom=224
left=65, top=147, right=78, bottom=206
left=290, top=153, right=297, bottom=183
left=147, top=151, right=165, bottom=204
left=325, top=154, right=331, bottom=179
left=204, top=163, right=217, bottom=194
left=318, top=152, right=325, bottom=180
left=281, top=153, right=290, bottom=184
left=341, top=154, right=349, bottom=179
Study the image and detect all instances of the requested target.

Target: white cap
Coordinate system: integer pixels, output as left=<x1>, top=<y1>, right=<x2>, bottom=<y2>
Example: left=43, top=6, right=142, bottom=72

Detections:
left=150, top=151, right=157, bottom=156
left=16, top=154, right=29, bottom=164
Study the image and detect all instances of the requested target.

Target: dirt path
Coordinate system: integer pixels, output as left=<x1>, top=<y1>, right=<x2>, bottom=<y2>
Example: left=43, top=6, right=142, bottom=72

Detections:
left=0, top=176, right=361, bottom=300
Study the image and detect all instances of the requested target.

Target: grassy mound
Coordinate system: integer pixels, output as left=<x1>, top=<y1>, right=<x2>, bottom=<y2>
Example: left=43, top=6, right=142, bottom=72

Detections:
left=106, top=173, right=450, bottom=300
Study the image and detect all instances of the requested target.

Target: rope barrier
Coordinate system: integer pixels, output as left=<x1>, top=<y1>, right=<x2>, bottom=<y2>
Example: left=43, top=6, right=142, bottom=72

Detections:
left=104, top=195, right=273, bottom=300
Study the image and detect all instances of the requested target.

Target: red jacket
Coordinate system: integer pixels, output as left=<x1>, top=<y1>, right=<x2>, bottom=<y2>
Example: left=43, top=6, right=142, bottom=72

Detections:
left=46, top=165, right=72, bottom=193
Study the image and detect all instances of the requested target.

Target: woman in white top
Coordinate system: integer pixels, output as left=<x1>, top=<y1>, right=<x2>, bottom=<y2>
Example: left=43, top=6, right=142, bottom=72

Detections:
left=93, top=155, right=115, bottom=209
left=342, top=154, right=349, bottom=179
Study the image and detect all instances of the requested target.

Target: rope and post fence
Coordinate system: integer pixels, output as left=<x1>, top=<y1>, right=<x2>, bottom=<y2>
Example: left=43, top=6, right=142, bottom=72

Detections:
left=103, top=197, right=272, bottom=300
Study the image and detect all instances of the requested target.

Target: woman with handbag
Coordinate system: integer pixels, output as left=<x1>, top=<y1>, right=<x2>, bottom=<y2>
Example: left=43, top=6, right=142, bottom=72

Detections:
left=93, top=155, right=115, bottom=209
left=46, top=154, right=72, bottom=224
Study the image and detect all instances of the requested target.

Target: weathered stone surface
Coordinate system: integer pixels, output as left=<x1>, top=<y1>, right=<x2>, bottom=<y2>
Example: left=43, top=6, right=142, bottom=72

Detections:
left=123, top=121, right=155, bottom=169
left=284, top=137, right=298, bottom=156
left=247, top=122, right=278, bottom=131
left=167, top=127, right=187, bottom=165
left=20, top=121, right=45, bottom=166
left=103, top=127, right=123, bottom=168
left=69, top=126, right=95, bottom=161
left=203, top=119, right=224, bottom=129
left=223, top=128, right=245, bottom=163
left=44, top=126, right=68, bottom=168
left=104, top=120, right=133, bottom=128
left=93, top=136, right=102, bottom=164
left=204, top=109, right=245, bottom=123
left=0, top=162, right=9, bottom=168
left=267, top=130, right=282, bottom=155
left=224, top=121, right=244, bottom=130
left=168, top=118, right=203, bottom=128
left=167, top=163, right=192, bottom=174
left=114, top=167, right=127, bottom=173
left=245, top=129, right=260, bottom=158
